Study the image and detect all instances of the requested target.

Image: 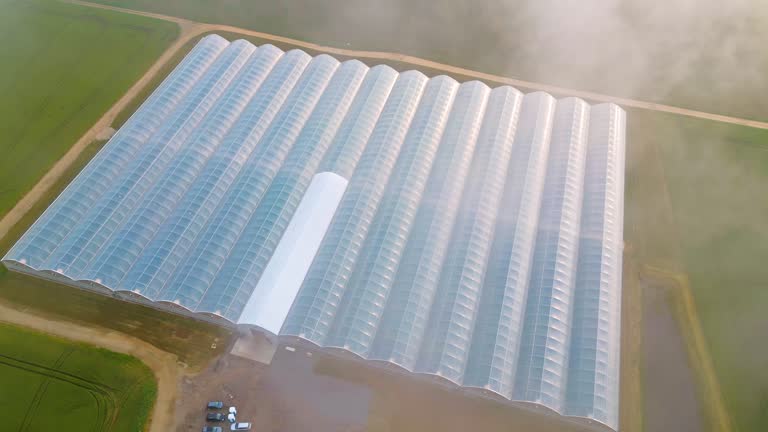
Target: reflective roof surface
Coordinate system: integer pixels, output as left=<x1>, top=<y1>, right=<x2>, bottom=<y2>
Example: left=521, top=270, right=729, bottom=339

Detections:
left=4, top=35, right=626, bottom=430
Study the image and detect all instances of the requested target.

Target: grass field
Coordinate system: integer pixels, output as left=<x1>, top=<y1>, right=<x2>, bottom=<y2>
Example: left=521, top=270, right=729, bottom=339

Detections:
left=0, top=0, right=178, bottom=219
left=0, top=322, right=156, bottom=432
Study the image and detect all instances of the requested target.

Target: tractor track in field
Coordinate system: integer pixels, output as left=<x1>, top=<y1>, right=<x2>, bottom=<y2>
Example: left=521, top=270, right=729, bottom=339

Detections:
left=1, top=350, right=119, bottom=432
left=16, top=348, right=74, bottom=432
left=0, top=353, right=118, bottom=391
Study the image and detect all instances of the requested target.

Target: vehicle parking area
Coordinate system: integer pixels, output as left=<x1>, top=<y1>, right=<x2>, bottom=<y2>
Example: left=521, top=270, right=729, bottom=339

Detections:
left=177, top=354, right=266, bottom=432
left=177, top=343, right=372, bottom=432
left=178, top=339, right=595, bottom=432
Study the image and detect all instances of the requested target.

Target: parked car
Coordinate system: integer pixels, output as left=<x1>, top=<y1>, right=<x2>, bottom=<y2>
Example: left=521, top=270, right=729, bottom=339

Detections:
left=207, top=413, right=226, bottom=422
left=227, top=413, right=236, bottom=423
left=202, top=427, right=223, bottom=432
left=230, top=422, right=252, bottom=431
left=207, top=401, right=224, bottom=409
left=228, top=406, right=237, bottom=416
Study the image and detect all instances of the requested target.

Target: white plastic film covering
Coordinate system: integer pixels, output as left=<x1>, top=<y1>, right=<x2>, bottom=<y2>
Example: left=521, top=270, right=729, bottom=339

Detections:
left=237, top=172, right=348, bottom=333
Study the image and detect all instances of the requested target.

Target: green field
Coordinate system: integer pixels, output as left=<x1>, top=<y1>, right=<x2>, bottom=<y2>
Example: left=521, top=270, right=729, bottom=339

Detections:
left=0, top=0, right=178, bottom=218
left=0, top=322, right=156, bottom=432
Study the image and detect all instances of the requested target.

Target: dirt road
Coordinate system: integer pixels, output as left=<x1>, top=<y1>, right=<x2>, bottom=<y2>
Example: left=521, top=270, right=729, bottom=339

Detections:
left=0, top=301, right=180, bottom=432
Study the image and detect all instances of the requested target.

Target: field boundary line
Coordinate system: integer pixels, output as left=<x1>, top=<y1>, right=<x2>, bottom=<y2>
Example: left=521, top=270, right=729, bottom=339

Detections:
left=0, top=302, right=180, bottom=432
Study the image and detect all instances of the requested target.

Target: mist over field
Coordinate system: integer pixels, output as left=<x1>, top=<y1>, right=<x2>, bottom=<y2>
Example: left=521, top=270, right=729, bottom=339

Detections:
left=516, top=0, right=767, bottom=112
left=338, top=0, right=768, bottom=118
left=89, top=0, right=768, bottom=118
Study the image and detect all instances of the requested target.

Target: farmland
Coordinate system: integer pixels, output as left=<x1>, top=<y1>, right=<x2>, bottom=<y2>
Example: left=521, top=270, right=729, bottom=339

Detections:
left=0, top=322, right=156, bottom=432
left=0, top=0, right=178, bottom=218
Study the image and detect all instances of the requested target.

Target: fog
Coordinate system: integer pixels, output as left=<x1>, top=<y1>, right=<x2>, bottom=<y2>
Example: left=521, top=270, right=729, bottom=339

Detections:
left=516, top=0, right=768, bottom=117
left=322, top=0, right=768, bottom=119
left=107, top=0, right=768, bottom=117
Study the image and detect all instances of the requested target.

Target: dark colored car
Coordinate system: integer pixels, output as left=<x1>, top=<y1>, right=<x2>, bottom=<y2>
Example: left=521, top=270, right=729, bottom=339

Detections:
left=202, top=427, right=222, bottom=432
left=207, top=413, right=225, bottom=422
left=207, top=401, right=224, bottom=409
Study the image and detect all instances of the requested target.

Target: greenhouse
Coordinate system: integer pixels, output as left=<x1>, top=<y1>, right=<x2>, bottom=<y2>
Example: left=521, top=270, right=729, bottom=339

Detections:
left=3, top=35, right=626, bottom=430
